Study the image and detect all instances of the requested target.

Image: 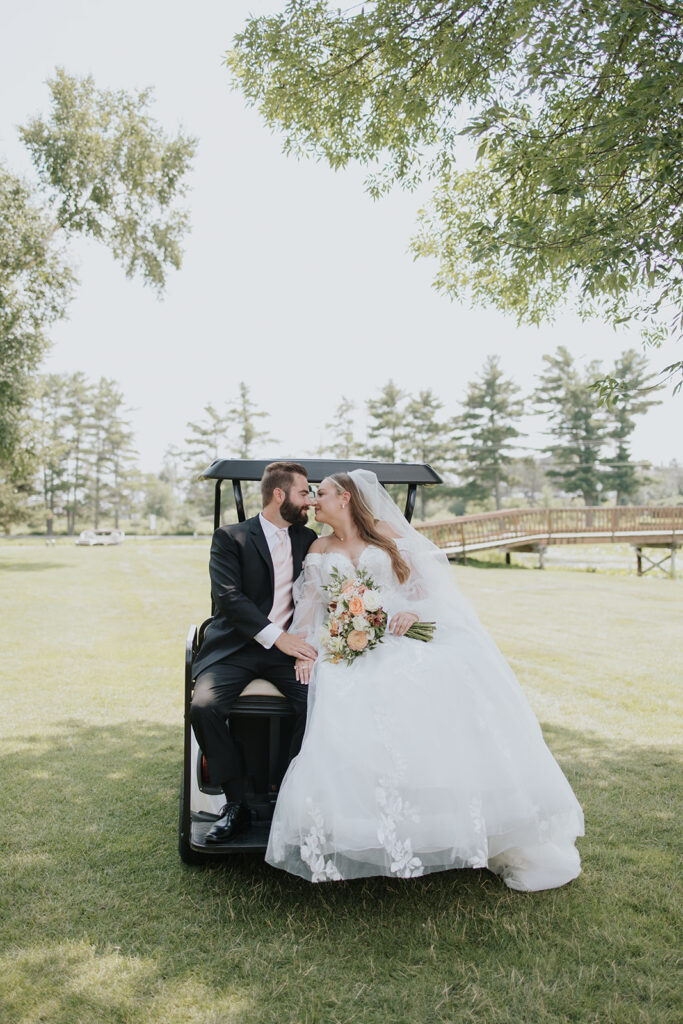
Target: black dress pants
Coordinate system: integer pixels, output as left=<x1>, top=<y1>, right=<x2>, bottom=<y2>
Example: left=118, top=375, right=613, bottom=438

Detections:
left=190, top=642, right=308, bottom=788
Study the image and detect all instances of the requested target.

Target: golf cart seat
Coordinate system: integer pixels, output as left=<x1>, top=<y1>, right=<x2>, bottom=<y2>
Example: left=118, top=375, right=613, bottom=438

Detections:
left=239, top=679, right=285, bottom=698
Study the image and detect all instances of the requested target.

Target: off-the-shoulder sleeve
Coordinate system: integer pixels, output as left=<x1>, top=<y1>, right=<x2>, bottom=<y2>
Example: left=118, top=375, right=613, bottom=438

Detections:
left=290, top=554, right=326, bottom=649
left=392, top=538, right=440, bottom=622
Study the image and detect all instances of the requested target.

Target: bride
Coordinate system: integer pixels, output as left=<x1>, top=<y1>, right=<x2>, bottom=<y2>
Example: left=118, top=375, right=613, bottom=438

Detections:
left=265, top=470, right=584, bottom=890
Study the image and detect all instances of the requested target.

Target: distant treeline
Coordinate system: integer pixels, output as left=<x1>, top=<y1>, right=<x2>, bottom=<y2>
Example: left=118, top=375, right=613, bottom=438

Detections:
left=1, top=347, right=679, bottom=535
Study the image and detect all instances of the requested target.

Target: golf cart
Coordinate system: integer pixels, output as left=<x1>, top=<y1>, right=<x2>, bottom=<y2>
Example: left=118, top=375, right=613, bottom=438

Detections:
left=179, top=457, right=442, bottom=865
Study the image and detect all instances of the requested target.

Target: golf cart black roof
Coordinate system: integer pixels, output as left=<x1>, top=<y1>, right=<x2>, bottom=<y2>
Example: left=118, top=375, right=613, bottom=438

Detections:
left=201, top=458, right=442, bottom=485
left=201, top=458, right=442, bottom=527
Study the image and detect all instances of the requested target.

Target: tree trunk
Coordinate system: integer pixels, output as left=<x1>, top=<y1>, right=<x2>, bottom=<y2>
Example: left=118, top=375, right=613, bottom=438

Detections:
left=94, top=473, right=100, bottom=529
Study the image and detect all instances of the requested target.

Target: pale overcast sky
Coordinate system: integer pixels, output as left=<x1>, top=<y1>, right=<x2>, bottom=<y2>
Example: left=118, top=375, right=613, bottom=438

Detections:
left=1, top=0, right=680, bottom=471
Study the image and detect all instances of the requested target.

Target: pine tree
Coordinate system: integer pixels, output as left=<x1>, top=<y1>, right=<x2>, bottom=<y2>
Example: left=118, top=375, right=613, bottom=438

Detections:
left=33, top=373, right=138, bottom=532
left=321, top=396, right=361, bottom=459
left=183, top=386, right=275, bottom=522
left=62, top=373, right=95, bottom=535
left=182, top=403, right=232, bottom=522
left=402, top=389, right=453, bottom=518
left=604, top=350, right=662, bottom=505
left=365, top=380, right=406, bottom=462
left=184, top=403, right=232, bottom=476
left=228, top=381, right=275, bottom=517
left=534, top=348, right=608, bottom=506
left=84, top=379, right=137, bottom=529
left=364, top=380, right=408, bottom=504
left=455, top=356, right=523, bottom=510
left=34, top=374, right=71, bottom=534
left=228, top=381, right=275, bottom=458
left=160, top=445, right=185, bottom=504
left=88, top=379, right=111, bottom=530
left=102, top=388, right=137, bottom=529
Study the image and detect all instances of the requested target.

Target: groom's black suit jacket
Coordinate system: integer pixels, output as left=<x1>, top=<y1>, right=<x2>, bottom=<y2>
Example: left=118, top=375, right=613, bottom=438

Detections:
left=192, top=514, right=318, bottom=678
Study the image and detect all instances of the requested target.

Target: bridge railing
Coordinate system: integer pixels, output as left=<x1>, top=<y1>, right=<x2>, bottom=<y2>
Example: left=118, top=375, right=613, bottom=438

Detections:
left=415, top=506, right=683, bottom=552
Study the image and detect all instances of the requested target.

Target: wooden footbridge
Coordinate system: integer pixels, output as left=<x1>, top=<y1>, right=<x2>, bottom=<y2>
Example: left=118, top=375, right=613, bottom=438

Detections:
left=415, top=506, right=683, bottom=577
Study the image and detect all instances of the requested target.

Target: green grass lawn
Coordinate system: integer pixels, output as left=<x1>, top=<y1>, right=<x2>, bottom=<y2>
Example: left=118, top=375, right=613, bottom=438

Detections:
left=0, top=539, right=680, bottom=1024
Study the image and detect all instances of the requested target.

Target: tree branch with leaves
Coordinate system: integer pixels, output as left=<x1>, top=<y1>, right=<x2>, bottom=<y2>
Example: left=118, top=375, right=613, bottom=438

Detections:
left=228, top=0, right=683, bottom=392
left=0, top=69, right=196, bottom=465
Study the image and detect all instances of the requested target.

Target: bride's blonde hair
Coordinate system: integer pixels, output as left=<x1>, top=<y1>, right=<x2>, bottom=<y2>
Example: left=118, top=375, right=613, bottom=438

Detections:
left=327, top=473, right=410, bottom=585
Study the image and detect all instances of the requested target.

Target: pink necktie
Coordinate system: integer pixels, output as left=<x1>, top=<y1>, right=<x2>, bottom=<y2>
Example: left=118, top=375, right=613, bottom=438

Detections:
left=269, top=528, right=294, bottom=631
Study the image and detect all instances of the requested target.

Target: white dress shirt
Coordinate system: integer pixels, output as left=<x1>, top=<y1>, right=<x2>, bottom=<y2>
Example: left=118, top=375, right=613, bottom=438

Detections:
left=253, top=512, right=293, bottom=649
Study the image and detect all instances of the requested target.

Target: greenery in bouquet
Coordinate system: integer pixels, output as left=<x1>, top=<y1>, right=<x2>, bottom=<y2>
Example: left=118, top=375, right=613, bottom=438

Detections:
left=320, top=566, right=435, bottom=665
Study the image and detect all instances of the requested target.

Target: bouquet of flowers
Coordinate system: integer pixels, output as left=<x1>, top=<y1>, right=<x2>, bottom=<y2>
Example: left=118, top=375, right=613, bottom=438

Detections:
left=319, top=566, right=436, bottom=665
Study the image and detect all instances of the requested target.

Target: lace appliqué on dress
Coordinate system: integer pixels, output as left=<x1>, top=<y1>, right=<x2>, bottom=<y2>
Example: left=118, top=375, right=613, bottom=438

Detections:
left=376, top=780, right=423, bottom=878
left=299, top=800, right=343, bottom=883
left=466, top=795, right=489, bottom=868
left=373, top=706, right=424, bottom=878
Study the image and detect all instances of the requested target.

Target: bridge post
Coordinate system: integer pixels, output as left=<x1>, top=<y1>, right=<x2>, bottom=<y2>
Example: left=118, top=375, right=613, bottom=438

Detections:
left=537, top=545, right=546, bottom=570
left=634, top=544, right=677, bottom=578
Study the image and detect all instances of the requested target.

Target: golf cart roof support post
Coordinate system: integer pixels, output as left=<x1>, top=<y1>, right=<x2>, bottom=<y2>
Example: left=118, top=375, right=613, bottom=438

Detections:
left=233, top=480, right=246, bottom=523
left=213, top=480, right=222, bottom=532
left=404, top=483, right=417, bottom=523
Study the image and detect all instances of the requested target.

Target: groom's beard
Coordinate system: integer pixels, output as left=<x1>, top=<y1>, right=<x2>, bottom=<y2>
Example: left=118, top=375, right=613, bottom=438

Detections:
left=280, top=498, right=309, bottom=526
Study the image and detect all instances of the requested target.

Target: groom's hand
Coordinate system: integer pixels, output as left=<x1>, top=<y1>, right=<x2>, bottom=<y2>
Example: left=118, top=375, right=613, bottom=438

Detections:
left=274, top=631, right=318, bottom=661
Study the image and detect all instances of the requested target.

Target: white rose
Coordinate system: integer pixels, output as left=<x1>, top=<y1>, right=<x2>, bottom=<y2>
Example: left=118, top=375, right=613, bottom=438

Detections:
left=362, top=589, right=381, bottom=612
left=352, top=615, right=369, bottom=631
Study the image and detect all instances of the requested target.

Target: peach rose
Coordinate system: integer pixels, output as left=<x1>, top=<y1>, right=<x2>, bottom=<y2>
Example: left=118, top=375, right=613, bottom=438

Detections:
left=341, top=579, right=356, bottom=595
left=348, top=595, right=364, bottom=616
left=347, top=630, right=369, bottom=652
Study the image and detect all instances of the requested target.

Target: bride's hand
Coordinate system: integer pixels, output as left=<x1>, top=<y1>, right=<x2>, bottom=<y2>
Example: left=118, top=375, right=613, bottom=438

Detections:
left=295, top=658, right=316, bottom=685
left=388, top=611, right=419, bottom=637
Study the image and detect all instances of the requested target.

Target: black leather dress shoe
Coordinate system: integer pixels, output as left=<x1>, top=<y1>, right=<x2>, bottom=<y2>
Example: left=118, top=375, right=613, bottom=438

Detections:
left=205, top=802, right=251, bottom=844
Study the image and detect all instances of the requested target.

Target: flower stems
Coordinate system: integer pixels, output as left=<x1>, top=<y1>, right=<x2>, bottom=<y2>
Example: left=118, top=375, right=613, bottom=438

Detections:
left=405, top=621, right=436, bottom=642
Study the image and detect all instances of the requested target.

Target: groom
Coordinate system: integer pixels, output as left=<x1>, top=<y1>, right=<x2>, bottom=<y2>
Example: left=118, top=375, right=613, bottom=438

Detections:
left=190, top=461, right=318, bottom=843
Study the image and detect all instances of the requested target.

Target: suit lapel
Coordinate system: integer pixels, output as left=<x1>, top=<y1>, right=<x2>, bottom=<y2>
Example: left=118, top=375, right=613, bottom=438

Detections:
left=249, top=516, right=274, bottom=593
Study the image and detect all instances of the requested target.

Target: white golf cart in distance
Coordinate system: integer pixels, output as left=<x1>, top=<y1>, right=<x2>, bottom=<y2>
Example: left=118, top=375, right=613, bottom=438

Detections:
left=179, top=457, right=442, bottom=865
left=76, top=528, right=125, bottom=546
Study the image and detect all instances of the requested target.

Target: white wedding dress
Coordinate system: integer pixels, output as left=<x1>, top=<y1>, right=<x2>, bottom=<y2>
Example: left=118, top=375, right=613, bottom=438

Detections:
left=266, top=478, right=584, bottom=891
